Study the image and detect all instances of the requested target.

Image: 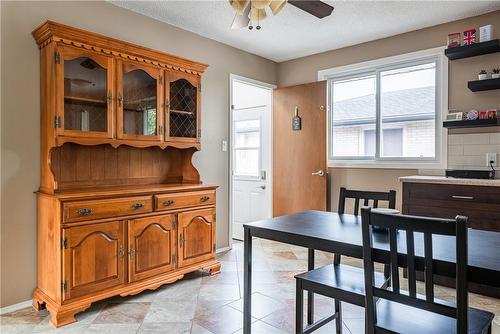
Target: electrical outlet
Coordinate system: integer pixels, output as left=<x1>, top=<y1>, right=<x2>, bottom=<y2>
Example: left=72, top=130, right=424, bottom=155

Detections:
left=486, top=153, right=497, bottom=167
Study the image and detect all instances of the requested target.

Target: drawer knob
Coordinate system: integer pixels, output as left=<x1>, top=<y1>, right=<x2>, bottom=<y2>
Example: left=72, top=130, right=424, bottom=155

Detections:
left=451, top=195, right=474, bottom=200
left=200, top=196, right=210, bottom=202
left=78, top=208, right=93, bottom=216
left=131, top=203, right=144, bottom=209
left=163, top=200, right=175, bottom=206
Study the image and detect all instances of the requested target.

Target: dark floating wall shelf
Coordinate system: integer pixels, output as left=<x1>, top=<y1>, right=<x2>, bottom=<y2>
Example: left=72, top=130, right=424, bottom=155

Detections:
left=443, top=119, right=500, bottom=129
left=468, top=78, right=500, bottom=92
left=444, top=39, right=500, bottom=60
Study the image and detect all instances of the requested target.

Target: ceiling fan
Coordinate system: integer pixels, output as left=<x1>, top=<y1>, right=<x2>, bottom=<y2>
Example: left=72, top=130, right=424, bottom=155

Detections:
left=230, top=0, right=334, bottom=30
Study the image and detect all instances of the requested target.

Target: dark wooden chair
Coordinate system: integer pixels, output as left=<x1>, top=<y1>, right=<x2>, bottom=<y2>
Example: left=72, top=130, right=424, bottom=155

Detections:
left=361, top=207, right=494, bottom=334
left=335, top=187, right=396, bottom=271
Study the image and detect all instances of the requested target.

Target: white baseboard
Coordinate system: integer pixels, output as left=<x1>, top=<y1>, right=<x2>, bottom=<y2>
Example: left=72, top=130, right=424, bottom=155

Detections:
left=0, top=300, right=32, bottom=315
left=216, top=246, right=231, bottom=254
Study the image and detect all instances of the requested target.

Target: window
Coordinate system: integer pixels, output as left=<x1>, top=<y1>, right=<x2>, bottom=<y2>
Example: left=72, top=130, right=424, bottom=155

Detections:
left=233, top=119, right=261, bottom=178
left=323, top=48, right=446, bottom=168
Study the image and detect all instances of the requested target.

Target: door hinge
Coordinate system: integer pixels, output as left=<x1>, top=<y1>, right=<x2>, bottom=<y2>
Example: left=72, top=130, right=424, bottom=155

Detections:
left=54, top=51, right=60, bottom=64
left=159, top=75, right=164, bottom=85
left=61, top=237, right=67, bottom=249
left=213, top=244, right=216, bottom=252
left=61, top=280, right=67, bottom=293
left=54, top=115, right=61, bottom=128
left=179, top=234, right=184, bottom=248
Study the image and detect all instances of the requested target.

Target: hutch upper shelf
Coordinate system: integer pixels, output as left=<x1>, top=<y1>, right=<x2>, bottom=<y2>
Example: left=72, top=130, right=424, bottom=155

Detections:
left=32, top=20, right=207, bottom=150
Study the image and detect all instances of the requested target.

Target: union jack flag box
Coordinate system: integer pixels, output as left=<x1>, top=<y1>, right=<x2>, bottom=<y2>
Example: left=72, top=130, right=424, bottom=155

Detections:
left=463, top=28, right=476, bottom=46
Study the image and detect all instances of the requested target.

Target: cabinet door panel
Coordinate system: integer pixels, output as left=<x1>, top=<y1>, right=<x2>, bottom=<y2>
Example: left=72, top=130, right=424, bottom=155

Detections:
left=178, top=209, right=215, bottom=268
left=117, top=61, right=163, bottom=141
left=166, top=71, right=200, bottom=142
left=56, top=45, right=114, bottom=138
left=128, top=215, right=176, bottom=282
left=63, top=221, right=125, bottom=300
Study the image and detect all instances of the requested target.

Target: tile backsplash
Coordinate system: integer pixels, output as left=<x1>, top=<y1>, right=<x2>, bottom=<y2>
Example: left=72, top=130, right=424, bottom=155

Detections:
left=447, top=132, right=500, bottom=173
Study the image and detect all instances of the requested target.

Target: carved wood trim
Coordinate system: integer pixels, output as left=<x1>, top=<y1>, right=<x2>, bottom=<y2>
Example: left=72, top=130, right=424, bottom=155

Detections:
left=32, top=20, right=207, bottom=76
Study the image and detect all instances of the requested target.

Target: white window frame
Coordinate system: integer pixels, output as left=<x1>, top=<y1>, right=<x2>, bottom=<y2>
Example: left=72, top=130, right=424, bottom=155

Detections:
left=319, top=47, right=448, bottom=169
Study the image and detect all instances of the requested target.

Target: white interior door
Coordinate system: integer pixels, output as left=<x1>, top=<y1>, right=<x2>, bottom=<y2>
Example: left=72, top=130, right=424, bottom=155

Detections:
left=230, top=76, right=273, bottom=241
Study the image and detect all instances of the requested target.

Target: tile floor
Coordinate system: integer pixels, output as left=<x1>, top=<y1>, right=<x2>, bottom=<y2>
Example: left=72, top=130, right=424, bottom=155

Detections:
left=1, top=239, right=499, bottom=334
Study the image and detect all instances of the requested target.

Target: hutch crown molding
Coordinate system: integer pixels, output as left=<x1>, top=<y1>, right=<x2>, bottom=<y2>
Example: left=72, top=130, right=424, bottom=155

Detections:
left=31, top=21, right=220, bottom=327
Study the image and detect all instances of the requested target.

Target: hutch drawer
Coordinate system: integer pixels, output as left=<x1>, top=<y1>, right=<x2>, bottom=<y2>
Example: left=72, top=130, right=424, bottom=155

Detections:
left=155, top=190, right=215, bottom=211
left=63, top=195, right=153, bottom=223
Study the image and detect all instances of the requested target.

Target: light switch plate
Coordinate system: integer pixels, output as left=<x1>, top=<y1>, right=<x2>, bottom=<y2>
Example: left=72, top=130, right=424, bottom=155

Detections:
left=222, top=140, right=228, bottom=152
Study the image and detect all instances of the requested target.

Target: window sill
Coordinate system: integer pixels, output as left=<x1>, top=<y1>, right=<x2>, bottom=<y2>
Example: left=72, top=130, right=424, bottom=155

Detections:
left=328, top=160, right=446, bottom=170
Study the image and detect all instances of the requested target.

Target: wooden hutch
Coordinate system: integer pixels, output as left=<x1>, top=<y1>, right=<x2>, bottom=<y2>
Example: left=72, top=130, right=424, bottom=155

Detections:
left=31, top=21, right=220, bottom=327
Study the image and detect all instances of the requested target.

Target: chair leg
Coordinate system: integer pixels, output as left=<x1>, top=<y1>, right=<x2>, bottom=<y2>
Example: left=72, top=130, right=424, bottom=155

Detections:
left=334, top=254, right=341, bottom=265
left=335, top=299, right=342, bottom=334
left=296, top=280, right=304, bottom=334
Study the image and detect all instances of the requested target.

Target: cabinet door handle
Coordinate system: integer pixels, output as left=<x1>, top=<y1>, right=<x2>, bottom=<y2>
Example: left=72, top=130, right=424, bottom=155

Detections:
left=129, top=247, right=136, bottom=257
left=451, top=195, right=474, bottom=200
left=200, top=196, right=210, bottom=202
left=179, top=234, right=184, bottom=248
left=163, top=200, right=175, bottom=206
left=131, top=203, right=144, bottom=209
left=118, top=94, right=123, bottom=107
left=78, top=208, right=93, bottom=216
left=107, top=91, right=113, bottom=104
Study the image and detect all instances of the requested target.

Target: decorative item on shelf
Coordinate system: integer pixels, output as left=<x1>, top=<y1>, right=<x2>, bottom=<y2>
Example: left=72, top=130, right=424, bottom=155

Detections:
left=487, top=109, right=497, bottom=119
left=464, top=109, right=479, bottom=121
left=447, top=32, right=461, bottom=48
left=496, top=110, right=500, bottom=119
left=492, top=68, right=500, bottom=79
left=446, top=111, right=463, bottom=121
left=479, top=111, right=488, bottom=120
left=478, top=69, right=488, bottom=80
left=479, top=25, right=494, bottom=42
left=463, top=28, right=477, bottom=46
left=292, top=106, right=301, bottom=131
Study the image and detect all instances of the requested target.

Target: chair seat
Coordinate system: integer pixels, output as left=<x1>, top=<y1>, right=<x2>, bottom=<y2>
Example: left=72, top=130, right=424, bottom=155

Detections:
left=295, top=264, right=387, bottom=306
left=375, top=298, right=495, bottom=334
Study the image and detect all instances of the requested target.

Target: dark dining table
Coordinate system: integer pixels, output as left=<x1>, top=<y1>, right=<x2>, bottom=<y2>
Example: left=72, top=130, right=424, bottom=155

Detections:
left=242, top=210, right=500, bottom=334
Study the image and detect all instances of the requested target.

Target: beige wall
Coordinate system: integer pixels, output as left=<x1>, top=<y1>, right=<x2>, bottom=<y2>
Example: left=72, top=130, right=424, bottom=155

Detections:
left=278, top=10, right=500, bottom=211
left=0, top=1, right=277, bottom=307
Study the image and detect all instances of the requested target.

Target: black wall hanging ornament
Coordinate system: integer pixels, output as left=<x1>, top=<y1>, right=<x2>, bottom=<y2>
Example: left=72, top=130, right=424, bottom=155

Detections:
left=292, top=106, right=301, bottom=131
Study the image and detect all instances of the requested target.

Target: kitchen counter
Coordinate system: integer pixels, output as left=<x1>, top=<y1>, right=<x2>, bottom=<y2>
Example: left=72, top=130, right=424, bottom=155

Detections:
left=400, top=175, right=500, bottom=187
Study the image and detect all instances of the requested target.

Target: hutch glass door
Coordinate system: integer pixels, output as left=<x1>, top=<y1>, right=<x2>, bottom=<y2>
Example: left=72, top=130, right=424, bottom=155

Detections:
left=118, top=62, right=163, bottom=141
left=166, top=72, right=200, bottom=142
left=58, top=46, right=113, bottom=138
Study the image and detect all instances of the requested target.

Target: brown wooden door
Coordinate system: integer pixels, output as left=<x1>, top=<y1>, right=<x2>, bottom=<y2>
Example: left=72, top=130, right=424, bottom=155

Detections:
left=178, top=208, right=215, bottom=268
left=165, top=70, right=200, bottom=143
left=62, top=221, right=125, bottom=300
left=55, top=45, right=114, bottom=138
left=116, top=61, right=164, bottom=141
left=273, top=81, right=327, bottom=216
left=128, top=215, right=176, bottom=282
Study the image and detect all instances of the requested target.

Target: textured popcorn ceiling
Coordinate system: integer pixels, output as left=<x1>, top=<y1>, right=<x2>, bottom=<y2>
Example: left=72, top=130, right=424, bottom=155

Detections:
left=111, top=1, right=500, bottom=62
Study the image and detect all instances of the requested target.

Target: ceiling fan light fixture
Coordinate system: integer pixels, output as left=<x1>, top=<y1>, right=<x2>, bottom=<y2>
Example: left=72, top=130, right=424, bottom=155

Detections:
left=229, top=0, right=249, bottom=15
left=251, top=0, right=272, bottom=9
left=269, top=0, right=287, bottom=15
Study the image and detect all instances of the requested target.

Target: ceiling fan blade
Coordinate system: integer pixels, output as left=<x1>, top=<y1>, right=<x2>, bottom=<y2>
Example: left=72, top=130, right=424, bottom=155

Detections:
left=288, top=0, right=334, bottom=19
left=231, top=4, right=251, bottom=29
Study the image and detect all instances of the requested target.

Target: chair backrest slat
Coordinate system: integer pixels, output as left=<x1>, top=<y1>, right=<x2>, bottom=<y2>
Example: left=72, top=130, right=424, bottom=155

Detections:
left=424, top=232, right=434, bottom=302
left=338, top=187, right=396, bottom=216
left=389, top=226, right=400, bottom=293
left=360, top=207, right=469, bottom=334
left=406, top=230, right=417, bottom=298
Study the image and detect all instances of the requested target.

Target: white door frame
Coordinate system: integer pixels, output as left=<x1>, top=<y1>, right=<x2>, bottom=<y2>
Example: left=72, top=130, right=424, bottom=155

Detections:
left=229, top=74, right=276, bottom=248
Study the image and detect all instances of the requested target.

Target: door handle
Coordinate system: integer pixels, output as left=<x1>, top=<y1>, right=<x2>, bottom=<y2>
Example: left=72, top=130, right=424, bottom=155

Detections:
left=311, top=170, right=325, bottom=177
left=257, top=185, right=266, bottom=190
left=451, top=195, right=474, bottom=200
